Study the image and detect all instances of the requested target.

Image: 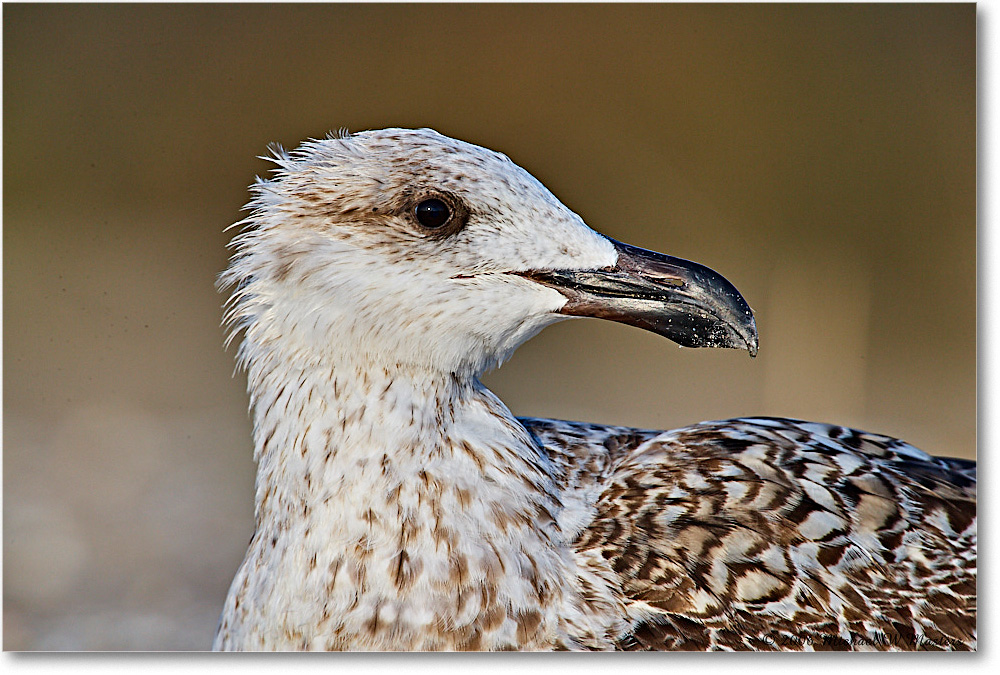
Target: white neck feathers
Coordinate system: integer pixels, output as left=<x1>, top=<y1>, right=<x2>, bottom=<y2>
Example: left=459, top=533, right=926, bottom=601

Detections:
left=215, top=332, right=576, bottom=650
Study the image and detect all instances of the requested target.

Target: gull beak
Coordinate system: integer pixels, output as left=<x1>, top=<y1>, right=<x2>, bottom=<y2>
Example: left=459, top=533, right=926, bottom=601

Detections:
left=517, top=238, right=759, bottom=357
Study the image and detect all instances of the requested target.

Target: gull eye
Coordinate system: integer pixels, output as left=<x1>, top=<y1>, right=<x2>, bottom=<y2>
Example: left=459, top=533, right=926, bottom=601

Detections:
left=415, top=198, right=451, bottom=229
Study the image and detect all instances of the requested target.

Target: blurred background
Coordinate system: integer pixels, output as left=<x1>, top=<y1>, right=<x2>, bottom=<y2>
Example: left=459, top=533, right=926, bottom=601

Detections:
left=3, top=4, right=975, bottom=650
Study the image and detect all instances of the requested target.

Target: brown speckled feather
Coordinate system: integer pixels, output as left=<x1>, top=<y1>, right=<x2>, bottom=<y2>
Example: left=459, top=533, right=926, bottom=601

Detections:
left=527, top=416, right=976, bottom=651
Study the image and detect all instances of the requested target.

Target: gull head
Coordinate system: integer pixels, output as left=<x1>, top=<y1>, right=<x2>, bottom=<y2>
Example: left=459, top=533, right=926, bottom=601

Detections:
left=222, top=128, right=757, bottom=378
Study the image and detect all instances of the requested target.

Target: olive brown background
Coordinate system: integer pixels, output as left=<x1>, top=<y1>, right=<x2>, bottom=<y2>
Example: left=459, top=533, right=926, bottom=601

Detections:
left=3, top=4, right=975, bottom=650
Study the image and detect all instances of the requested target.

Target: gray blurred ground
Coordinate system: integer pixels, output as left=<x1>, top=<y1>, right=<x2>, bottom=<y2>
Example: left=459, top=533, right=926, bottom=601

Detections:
left=2, top=4, right=975, bottom=650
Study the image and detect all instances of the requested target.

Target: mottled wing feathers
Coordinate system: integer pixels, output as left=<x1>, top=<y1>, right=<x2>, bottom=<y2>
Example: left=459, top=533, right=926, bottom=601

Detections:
left=522, top=416, right=976, bottom=651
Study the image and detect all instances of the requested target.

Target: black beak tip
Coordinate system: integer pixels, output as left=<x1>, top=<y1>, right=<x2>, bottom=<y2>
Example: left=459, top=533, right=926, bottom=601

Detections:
left=744, top=325, right=759, bottom=358
left=735, top=308, right=759, bottom=357
left=668, top=310, right=758, bottom=357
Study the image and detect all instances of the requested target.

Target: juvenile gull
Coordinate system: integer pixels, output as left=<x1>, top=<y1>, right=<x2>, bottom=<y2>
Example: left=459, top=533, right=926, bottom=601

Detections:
left=214, top=128, right=976, bottom=651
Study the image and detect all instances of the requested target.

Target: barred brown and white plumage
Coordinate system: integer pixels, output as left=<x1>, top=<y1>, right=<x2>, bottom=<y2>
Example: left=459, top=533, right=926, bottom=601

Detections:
left=529, top=416, right=976, bottom=650
left=213, top=128, right=976, bottom=651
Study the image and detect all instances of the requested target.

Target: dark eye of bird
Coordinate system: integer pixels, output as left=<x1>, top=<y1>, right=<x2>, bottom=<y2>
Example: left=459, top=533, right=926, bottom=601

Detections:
left=415, top=198, right=451, bottom=229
